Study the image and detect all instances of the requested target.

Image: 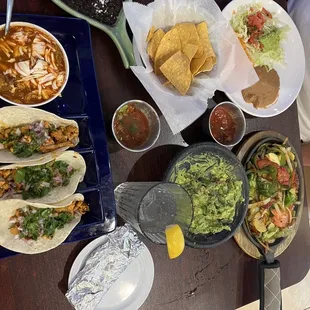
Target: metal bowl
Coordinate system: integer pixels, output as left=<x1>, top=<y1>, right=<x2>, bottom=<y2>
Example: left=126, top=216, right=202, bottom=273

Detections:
left=112, top=100, right=160, bottom=152
left=164, top=142, right=249, bottom=248
left=209, top=101, right=246, bottom=148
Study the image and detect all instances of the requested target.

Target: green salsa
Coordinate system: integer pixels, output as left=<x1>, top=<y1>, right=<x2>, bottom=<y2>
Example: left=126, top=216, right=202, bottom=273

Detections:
left=170, top=154, right=244, bottom=234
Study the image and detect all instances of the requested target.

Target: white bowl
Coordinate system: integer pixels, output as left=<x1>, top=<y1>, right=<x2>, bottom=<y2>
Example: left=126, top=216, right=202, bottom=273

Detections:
left=0, top=21, right=69, bottom=107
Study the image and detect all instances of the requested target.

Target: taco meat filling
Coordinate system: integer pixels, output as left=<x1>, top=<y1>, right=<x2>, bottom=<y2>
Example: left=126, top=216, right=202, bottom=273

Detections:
left=0, top=160, right=75, bottom=199
left=0, top=120, right=78, bottom=158
left=9, top=201, right=89, bottom=240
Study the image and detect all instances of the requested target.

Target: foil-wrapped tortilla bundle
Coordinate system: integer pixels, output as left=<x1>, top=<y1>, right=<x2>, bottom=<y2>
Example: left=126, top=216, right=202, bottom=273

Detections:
left=66, top=225, right=146, bottom=310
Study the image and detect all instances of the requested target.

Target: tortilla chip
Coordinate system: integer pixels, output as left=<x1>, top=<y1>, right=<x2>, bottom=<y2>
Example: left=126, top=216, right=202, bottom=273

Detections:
left=194, top=42, right=204, bottom=59
left=183, top=43, right=198, bottom=62
left=160, top=51, right=192, bottom=96
left=173, top=23, right=199, bottom=46
left=146, top=26, right=155, bottom=43
left=154, top=28, right=181, bottom=75
left=196, top=21, right=216, bottom=71
left=199, top=56, right=217, bottom=73
left=147, top=29, right=165, bottom=61
left=163, top=81, right=171, bottom=87
left=190, top=52, right=207, bottom=76
left=196, top=21, right=215, bottom=58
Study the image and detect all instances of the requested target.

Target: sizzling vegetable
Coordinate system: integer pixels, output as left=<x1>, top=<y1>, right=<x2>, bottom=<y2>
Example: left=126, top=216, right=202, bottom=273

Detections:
left=0, top=120, right=78, bottom=158
left=0, top=160, right=75, bottom=199
left=9, top=201, right=88, bottom=240
left=246, top=141, right=299, bottom=250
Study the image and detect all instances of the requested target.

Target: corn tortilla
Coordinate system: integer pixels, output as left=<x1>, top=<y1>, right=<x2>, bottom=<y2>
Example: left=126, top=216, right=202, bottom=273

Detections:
left=160, top=51, right=192, bottom=96
left=147, top=28, right=165, bottom=61
left=196, top=21, right=216, bottom=72
left=183, top=43, right=198, bottom=62
left=0, top=151, right=86, bottom=204
left=0, top=194, right=85, bottom=254
left=146, top=26, right=155, bottom=43
left=191, top=52, right=207, bottom=76
left=154, top=28, right=181, bottom=75
left=0, top=106, right=79, bottom=164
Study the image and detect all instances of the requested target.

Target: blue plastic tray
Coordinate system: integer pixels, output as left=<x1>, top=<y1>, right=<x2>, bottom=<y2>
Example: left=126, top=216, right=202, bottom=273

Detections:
left=0, top=14, right=116, bottom=258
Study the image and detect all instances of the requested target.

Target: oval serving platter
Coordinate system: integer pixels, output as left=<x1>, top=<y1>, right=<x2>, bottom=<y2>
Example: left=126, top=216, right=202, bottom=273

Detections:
left=234, top=131, right=305, bottom=259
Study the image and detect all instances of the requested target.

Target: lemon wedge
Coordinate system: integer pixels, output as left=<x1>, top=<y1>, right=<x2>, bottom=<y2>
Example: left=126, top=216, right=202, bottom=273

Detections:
left=165, top=224, right=185, bottom=259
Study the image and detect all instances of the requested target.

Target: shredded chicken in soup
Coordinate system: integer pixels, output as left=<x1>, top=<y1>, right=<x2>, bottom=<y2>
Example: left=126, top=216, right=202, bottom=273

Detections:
left=0, top=26, right=66, bottom=104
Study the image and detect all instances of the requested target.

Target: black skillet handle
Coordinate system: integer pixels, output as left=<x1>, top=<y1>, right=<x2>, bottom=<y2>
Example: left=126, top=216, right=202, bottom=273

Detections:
left=259, top=260, right=282, bottom=310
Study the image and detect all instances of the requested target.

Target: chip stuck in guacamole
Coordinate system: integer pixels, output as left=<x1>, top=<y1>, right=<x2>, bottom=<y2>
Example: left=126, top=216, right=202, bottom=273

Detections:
left=169, top=153, right=244, bottom=235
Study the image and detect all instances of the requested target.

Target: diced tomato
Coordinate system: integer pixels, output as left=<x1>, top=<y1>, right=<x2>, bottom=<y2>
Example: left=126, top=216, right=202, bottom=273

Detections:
left=256, top=159, right=290, bottom=186
left=248, top=30, right=264, bottom=48
left=248, top=32, right=258, bottom=44
left=257, top=12, right=264, bottom=21
left=277, top=167, right=290, bottom=186
left=291, top=171, right=299, bottom=190
left=248, top=34, right=256, bottom=45
left=262, top=7, right=272, bottom=19
left=248, top=12, right=265, bottom=30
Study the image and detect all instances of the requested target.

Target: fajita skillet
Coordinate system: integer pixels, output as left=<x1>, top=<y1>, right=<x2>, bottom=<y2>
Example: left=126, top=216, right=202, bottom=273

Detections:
left=241, top=133, right=304, bottom=310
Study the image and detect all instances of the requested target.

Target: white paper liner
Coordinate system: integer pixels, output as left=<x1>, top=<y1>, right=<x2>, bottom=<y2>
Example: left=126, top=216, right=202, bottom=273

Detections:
left=124, top=0, right=258, bottom=134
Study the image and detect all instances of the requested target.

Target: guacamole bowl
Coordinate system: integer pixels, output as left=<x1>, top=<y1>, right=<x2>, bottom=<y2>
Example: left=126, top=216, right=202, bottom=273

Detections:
left=164, top=142, right=249, bottom=248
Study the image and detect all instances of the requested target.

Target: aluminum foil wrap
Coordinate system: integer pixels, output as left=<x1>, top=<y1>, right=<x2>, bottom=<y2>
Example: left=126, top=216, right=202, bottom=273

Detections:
left=66, top=225, right=146, bottom=310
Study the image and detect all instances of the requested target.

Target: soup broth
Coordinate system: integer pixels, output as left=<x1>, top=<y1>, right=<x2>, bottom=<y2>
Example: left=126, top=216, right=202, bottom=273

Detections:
left=0, top=25, right=66, bottom=104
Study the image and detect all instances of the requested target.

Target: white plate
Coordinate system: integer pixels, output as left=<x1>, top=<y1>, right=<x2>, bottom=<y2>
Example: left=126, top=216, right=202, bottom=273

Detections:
left=222, top=0, right=305, bottom=117
left=68, top=235, right=154, bottom=310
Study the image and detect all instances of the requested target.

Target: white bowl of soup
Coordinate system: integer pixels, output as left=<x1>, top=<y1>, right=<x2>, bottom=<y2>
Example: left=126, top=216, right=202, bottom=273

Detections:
left=0, top=22, right=69, bottom=107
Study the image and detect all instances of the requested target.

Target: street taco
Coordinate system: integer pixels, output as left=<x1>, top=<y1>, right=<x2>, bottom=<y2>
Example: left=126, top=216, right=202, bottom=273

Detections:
left=0, top=194, right=88, bottom=254
left=0, top=106, right=79, bottom=163
left=0, top=151, right=85, bottom=204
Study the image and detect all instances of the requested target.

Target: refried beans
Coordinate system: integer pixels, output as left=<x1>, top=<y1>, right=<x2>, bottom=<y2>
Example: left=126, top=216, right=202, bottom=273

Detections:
left=242, top=66, right=280, bottom=109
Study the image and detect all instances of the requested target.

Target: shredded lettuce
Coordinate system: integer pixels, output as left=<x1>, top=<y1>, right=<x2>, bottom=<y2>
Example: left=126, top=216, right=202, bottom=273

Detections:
left=230, top=3, right=290, bottom=70
left=230, top=3, right=262, bottom=41
left=248, top=26, right=289, bottom=69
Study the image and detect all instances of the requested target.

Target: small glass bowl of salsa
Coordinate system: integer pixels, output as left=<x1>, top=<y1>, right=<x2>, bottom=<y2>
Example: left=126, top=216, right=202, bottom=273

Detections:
left=208, top=101, right=246, bottom=148
left=112, top=100, right=160, bottom=152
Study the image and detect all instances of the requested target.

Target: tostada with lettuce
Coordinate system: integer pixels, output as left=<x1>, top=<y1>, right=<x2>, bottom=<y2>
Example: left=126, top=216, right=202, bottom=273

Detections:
left=230, top=3, right=290, bottom=108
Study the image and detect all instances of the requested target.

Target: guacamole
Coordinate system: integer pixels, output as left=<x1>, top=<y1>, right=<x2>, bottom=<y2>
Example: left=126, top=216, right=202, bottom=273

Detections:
left=170, top=153, right=244, bottom=234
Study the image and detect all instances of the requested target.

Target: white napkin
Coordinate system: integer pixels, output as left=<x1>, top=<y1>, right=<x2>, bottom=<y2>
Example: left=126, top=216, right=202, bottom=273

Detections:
left=124, top=0, right=258, bottom=134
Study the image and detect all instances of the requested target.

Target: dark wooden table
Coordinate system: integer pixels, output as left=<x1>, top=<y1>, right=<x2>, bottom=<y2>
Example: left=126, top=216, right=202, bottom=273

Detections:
left=1, top=1, right=309, bottom=310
